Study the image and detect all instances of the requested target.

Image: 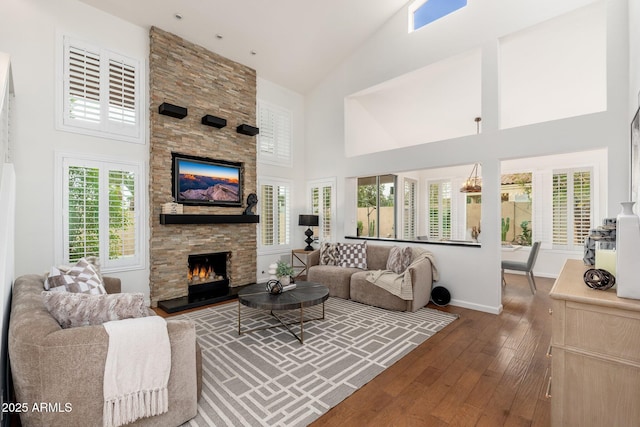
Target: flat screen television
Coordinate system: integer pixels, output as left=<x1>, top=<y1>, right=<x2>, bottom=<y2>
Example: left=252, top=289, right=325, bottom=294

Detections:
left=172, top=153, right=243, bottom=207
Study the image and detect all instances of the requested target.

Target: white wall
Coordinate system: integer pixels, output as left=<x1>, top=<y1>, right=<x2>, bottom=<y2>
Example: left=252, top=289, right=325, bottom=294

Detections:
left=305, top=0, right=629, bottom=314
left=630, top=0, right=640, bottom=115
left=256, top=78, right=307, bottom=281
left=0, top=0, right=150, bottom=295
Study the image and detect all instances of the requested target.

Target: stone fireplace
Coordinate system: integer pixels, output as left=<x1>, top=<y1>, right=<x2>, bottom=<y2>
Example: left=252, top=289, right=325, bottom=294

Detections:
left=149, top=27, right=257, bottom=308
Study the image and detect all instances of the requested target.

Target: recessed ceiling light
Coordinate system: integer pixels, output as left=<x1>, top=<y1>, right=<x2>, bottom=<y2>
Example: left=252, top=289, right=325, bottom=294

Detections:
left=174, top=13, right=183, bottom=20
left=216, top=34, right=223, bottom=40
left=250, top=50, right=257, bottom=55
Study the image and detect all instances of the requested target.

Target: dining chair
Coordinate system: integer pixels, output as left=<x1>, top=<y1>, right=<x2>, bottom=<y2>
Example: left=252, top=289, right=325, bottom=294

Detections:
left=502, top=241, right=541, bottom=294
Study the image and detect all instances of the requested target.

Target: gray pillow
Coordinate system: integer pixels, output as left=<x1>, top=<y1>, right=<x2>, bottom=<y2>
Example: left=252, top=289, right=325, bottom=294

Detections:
left=44, top=257, right=106, bottom=295
left=319, top=242, right=339, bottom=266
left=42, top=291, right=148, bottom=329
left=386, top=246, right=413, bottom=274
left=337, top=242, right=367, bottom=269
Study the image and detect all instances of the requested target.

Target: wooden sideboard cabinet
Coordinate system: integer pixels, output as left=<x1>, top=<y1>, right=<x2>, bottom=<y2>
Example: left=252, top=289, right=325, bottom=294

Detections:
left=550, top=259, right=640, bottom=427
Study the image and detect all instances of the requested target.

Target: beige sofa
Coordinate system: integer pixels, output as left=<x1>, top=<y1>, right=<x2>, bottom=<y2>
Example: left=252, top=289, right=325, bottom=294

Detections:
left=306, top=244, right=434, bottom=312
left=8, top=274, right=201, bottom=427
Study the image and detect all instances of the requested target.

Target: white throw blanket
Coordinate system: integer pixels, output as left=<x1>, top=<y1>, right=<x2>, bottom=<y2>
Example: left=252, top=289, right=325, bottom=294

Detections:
left=366, top=249, right=439, bottom=300
left=103, top=316, right=171, bottom=427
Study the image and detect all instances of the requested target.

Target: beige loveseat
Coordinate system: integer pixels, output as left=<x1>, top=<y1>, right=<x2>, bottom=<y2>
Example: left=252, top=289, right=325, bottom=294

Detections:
left=307, top=244, right=434, bottom=312
left=8, top=274, right=201, bottom=427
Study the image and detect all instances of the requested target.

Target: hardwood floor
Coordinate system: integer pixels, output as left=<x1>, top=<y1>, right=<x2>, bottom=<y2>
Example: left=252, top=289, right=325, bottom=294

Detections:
left=156, top=273, right=554, bottom=426
left=310, top=273, right=554, bottom=427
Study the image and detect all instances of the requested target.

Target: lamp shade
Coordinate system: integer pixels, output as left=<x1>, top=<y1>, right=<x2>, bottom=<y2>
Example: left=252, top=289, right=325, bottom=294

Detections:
left=298, top=214, right=319, bottom=227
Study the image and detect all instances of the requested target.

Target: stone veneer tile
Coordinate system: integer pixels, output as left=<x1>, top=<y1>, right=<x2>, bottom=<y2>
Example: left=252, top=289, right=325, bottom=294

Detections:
left=149, top=27, right=257, bottom=306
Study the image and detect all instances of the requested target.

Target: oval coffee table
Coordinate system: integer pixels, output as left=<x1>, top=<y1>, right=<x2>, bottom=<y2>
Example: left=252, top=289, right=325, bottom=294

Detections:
left=237, top=281, right=329, bottom=344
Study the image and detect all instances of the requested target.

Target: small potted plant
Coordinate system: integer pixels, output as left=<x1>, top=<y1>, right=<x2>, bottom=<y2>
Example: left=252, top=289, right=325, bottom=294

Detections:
left=276, top=261, right=294, bottom=286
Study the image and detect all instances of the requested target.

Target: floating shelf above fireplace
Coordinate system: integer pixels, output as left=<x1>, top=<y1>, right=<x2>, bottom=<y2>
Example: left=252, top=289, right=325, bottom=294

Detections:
left=159, top=214, right=260, bottom=225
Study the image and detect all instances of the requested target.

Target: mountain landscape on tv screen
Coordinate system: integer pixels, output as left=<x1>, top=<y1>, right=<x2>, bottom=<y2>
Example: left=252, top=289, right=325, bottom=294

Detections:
left=178, top=173, right=239, bottom=202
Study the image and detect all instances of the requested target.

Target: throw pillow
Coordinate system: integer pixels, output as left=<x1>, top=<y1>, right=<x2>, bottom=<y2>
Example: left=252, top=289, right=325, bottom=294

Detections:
left=42, top=291, right=148, bottom=329
left=386, top=246, right=413, bottom=274
left=319, top=242, right=339, bottom=266
left=44, top=258, right=106, bottom=295
left=337, top=242, right=367, bottom=269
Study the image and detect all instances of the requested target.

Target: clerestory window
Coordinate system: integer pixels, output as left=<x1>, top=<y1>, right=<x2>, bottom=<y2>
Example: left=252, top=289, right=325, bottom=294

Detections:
left=409, top=0, right=467, bottom=32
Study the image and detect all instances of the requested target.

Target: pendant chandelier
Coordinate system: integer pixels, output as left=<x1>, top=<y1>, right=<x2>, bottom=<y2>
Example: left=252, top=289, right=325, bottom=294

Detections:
left=460, top=117, right=482, bottom=193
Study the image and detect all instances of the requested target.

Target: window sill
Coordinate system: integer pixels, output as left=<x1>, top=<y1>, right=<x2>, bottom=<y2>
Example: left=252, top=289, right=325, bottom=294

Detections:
left=345, top=235, right=481, bottom=248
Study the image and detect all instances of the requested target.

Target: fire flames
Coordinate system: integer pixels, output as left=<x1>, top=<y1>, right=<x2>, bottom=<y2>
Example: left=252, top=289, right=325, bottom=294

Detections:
left=188, top=265, right=215, bottom=284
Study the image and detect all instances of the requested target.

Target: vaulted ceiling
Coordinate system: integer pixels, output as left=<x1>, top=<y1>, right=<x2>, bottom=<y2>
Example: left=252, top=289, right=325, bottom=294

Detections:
left=79, top=0, right=410, bottom=94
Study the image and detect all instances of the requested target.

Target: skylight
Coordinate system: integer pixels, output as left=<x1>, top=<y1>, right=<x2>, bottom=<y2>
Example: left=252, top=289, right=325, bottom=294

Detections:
left=409, top=0, right=467, bottom=32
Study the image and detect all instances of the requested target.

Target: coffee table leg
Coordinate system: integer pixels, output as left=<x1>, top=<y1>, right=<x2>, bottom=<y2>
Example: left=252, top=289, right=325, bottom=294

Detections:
left=300, top=306, right=304, bottom=344
left=237, top=301, right=241, bottom=335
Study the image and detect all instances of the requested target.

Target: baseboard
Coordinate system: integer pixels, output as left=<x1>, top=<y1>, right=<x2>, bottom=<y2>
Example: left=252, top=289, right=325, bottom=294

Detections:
left=449, top=298, right=502, bottom=315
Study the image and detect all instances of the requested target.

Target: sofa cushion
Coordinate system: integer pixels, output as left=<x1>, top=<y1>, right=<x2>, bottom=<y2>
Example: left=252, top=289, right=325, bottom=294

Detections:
left=307, top=265, right=357, bottom=299
left=386, top=246, right=413, bottom=274
left=338, top=242, right=367, bottom=269
left=42, top=291, right=148, bottom=329
left=350, top=271, right=408, bottom=311
left=44, top=258, right=106, bottom=295
left=319, top=242, right=339, bottom=265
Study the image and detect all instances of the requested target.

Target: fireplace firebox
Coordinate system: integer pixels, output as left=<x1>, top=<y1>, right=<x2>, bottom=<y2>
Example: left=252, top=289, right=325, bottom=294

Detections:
left=158, top=251, right=242, bottom=313
left=187, top=252, right=229, bottom=302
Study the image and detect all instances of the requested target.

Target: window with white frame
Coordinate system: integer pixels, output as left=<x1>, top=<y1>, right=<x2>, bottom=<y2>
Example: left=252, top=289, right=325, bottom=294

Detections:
left=552, top=169, right=592, bottom=250
left=357, top=175, right=396, bottom=239
left=259, top=178, right=291, bottom=249
left=59, top=35, right=144, bottom=144
left=257, top=101, right=292, bottom=166
left=403, top=178, right=417, bottom=240
left=58, top=155, right=143, bottom=271
left=428, top=181, right=451, bottom=240
left=308, top=178, right=336, bottom=242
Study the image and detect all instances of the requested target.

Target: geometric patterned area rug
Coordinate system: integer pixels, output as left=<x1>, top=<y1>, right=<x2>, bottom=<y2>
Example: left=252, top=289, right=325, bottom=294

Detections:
left=177, top=297, right=458, bottom=427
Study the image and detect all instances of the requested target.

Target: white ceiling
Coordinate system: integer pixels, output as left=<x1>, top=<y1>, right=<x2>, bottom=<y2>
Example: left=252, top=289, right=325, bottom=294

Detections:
left=78, top=0, right=410, bottom=94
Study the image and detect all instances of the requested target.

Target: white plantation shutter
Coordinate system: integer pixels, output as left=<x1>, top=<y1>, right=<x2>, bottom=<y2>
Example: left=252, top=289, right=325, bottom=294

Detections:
left=552, top=173, right=568, bottom=246
left=552, top=169, right=592, bottom=250
left=61, top=36, right=143, bottom=143
left=451, top=177, right=468, bottom=241
left=277, top=185, right=291, bottom=245
left=108, top=170, right=136, bottom=260
left=532, top=171, right=553, bottom=249
left=259, top=179, right=291, bottom=249
left=66, top=165, right=100, bottom=261
left=428, top=180, right=451, bottom=240
left=572, top=171, right=592, bottom=246
left=260, top=185, right=274, bottom=246
left=62, top=157, right=141, bottom=269
left=108, top=58, right=137, bottom=127
left=428, top=183, right=440, bottom=239
left=257, top=101, right=292, bottom=166
left=403, top=179, right=417, bottom=239
left=66, top=45, right=101, bottom=125
left=309, top=179, right=336, bottom=242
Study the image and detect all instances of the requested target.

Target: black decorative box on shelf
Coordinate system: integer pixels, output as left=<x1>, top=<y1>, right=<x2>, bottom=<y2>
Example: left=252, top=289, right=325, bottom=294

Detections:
left=236, top=124, right=259, bottom=136
left=158, top=102, right=187, bottom=119
left=159, top=214, right=260, bottom=225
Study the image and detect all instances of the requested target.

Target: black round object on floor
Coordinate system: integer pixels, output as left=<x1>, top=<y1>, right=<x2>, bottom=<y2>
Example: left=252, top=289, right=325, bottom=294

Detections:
left=431, top=286, right=451, bottom=306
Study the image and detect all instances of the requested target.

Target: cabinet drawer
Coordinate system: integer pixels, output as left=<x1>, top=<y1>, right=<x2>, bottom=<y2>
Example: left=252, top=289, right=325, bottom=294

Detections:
left=552, top=347, right=640, bottom=427
left=564, top=301, right=640, bottom=364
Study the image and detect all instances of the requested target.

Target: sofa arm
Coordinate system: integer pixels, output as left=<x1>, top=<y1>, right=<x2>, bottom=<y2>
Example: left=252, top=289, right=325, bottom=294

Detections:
left=11, top=319, right=198, bottom=427
left=307, top=249, right=320, bottom=267
left=406, top=258, right=433, bottom=312
left=103, top=276, right=121, bottom=294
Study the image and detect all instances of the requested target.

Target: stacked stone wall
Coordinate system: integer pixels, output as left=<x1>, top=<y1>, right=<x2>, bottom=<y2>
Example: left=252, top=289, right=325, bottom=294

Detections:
left=149, top=27, right=257, bottom=305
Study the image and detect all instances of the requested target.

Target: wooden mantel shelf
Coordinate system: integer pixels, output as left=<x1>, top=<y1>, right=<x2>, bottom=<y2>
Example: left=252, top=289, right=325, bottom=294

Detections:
left=159, top=214, right=260, bottom=225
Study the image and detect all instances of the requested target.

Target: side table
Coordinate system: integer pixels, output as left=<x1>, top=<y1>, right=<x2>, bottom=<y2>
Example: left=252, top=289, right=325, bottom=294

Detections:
left=292, top=249, right=312, bottom=279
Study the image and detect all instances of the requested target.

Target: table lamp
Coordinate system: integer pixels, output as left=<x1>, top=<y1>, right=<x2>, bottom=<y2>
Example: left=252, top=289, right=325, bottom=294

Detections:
left=298, top=214, right=319, bottom=251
